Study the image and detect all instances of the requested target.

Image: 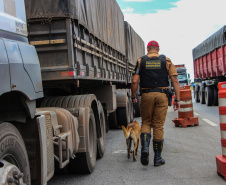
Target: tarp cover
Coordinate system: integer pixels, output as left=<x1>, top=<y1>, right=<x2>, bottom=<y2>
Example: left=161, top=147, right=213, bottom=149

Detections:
left=192, top=26, right=226, bottom=60
left=124, top=21, right=145, bottom=65
left=25, top=0, right=125, bottom=55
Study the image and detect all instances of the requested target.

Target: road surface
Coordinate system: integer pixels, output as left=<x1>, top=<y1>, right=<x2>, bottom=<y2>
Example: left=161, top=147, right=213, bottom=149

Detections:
left=49, top=99, right=225, bottom=185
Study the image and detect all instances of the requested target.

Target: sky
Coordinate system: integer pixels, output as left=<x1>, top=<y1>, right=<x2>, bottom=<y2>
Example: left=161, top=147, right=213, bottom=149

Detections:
left=116, top=0, right=226, bottom=81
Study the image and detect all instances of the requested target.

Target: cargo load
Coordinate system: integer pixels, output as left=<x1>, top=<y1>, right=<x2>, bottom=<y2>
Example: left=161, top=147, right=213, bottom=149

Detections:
left=124, top=21, right=145, bottom=66
left=192, top=26, right=226, bottom=61
left=25, top=0, right=125, bottom=55
left=124, top=21, right=145, bottom=81
left=193, top=25, right=226, bottom=106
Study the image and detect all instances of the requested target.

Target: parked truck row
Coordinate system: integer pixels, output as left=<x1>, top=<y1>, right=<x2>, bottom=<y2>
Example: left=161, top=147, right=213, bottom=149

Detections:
left=0, top=0, right=145, bottom=184
left=193, top=26, right=226, bottom=106
left=169, top=64, right=190, bottom=93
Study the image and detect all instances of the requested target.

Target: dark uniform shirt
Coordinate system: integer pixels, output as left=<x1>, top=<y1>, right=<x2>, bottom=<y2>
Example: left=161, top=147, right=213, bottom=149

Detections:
left=133, top=51, right=178, bottom=89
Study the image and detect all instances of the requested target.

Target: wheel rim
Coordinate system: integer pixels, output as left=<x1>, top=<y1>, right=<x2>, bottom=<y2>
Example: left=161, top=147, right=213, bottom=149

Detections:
left=0, top=159, right=25, bottom=185
left=2, top=154, right=19, bottom=167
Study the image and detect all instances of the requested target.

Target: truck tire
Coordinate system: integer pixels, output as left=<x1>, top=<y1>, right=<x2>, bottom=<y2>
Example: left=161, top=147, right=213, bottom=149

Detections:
left=117, top=107, right=129, bottom=127
left=117, top=96, right=131, bottom=127
left=213, top=87, right=219, bottom=106
left=200, top=90, right=205, bottom=104
left=97, top=103, right=106, bottom=159
left=70, top=109, right=97, bottom=174
left=129, top=98, right=134, bottom=122
left=205, top=86, right=213, bottom=106
left=0, top=122, right=31, bottom=184
left=195, top=90, right=200, bottom=103
left=108, top=111, right=118, bottom=129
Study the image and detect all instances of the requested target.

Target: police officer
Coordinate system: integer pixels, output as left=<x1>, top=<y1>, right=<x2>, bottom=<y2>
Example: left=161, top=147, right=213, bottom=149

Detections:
left=131, top=40, right=180, bottom=166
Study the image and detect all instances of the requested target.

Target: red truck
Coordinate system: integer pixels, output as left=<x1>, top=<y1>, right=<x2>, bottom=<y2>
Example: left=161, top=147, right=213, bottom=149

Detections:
left=193, top=26, right=226, bottom=106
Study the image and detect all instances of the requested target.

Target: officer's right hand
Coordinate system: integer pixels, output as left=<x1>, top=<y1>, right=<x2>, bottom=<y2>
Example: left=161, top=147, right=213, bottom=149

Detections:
left=132, top=98, right=137, bottom=104
left=173, top=101, right=180, bottom=111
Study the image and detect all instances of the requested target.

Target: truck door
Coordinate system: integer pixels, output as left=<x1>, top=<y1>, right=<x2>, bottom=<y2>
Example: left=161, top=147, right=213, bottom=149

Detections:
left=0, top=39, right=11, bottom=95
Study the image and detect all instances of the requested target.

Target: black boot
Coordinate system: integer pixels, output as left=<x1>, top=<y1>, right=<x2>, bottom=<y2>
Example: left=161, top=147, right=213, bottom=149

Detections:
left=140, top=133, right=151, bottom=166
left=153, top=140, right=165, bottom=166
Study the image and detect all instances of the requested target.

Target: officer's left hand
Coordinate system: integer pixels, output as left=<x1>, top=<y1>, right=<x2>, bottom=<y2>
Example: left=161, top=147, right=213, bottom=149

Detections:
left=173, top=101, right=180, bottom=111
left=132, top=98, right=137, bottom=104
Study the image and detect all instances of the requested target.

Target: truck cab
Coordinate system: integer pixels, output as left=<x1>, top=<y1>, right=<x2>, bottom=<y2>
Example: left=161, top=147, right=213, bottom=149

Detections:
left=169, top=64, right=190, bottom=92
left=0, top=1, right=44, bottom=184
left=177, top=67, right=190, bottom=87
left=0, top=0, right=43, bottom=121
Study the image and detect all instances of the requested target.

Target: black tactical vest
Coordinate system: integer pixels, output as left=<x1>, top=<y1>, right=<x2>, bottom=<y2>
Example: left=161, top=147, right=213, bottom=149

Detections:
left=140, top=55, right=169, bottom=88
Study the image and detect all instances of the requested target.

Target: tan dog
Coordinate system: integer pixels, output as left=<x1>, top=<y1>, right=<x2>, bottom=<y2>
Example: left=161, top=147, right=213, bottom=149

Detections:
left=121, top=121, right=141, bottom=161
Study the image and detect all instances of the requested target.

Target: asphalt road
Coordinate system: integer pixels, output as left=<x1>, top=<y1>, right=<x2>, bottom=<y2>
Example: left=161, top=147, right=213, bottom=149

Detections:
left=49, top=99, right=225, bottom=185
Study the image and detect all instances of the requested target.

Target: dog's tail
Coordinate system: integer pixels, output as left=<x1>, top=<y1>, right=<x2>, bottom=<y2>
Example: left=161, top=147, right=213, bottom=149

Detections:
left=121, top=126, right=132, bottom=139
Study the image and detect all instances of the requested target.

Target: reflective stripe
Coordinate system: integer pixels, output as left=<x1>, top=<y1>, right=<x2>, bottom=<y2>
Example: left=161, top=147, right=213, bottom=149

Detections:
left=220, top=115, right=226, bottom=123
left=178, top=107, right=193, bottom=112
left=222, top=146, right=226, bottom=156
left=219, top=98, right=226, bottom=106
left=180, top=100, right=192, bottom=105
left=221, top=130, right=226, bottom=140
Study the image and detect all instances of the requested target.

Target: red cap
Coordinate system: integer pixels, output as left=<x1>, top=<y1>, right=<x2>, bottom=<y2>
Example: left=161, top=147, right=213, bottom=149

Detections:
left=147, top=40, right=159, bottom=47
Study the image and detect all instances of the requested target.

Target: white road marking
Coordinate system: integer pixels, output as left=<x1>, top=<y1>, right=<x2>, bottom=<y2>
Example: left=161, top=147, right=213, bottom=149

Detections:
left=113, top=149, right=141, bottom=154
left=202, top=118, right=218, bottom=127
left=113, top=150, right=127, bottom=154
left=194, top=112, right=199, bottom=116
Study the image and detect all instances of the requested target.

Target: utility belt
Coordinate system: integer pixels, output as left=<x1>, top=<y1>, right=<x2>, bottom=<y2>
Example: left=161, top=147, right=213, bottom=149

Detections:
left=141, top=88, right=173, bottom=106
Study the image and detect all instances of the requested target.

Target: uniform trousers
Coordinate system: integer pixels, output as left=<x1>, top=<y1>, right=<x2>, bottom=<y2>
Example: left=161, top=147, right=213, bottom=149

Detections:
left=140, top=92, right=168, bottom=141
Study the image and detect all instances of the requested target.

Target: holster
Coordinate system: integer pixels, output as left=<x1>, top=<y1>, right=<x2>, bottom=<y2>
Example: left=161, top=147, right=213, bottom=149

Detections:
left=166, top=89, right=173, bottom=106
left=141, top=88, right=173, bottom=106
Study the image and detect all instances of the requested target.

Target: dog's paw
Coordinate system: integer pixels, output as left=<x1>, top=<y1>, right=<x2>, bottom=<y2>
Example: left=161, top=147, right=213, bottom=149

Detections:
left=133, top=157, right=137, bottom=161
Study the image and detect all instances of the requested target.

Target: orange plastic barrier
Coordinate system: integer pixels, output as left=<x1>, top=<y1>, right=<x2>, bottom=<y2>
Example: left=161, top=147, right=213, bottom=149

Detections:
left=180, top=85, right=190, bottom=90
left=172, top=86, right=199, bottom=128
left=172, top=94, right=175, bottom=105
left=216, top=82, right=226, bottom=181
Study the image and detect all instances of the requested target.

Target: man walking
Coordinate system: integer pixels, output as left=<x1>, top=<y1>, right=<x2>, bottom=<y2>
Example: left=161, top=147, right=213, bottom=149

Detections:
left=131, top=40, right=180, bottom=166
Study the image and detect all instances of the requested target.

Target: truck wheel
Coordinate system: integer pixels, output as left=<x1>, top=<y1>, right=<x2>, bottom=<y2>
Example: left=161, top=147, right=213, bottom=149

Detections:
left=134, top=95, right=141, bottom=117
left=195, top=90, right=200, bottom=103
left=200, top=90, right=205, bottom=104
left=213, top=87, right=218, bottom=106
left=97, top=103, right=106, bottom=159
left=0, top=122, right=31, bottom=184
left=205, top=87, right=213, bottom=106
left=129, top=98, right=134, bottom=122
left=117, top=107, right=129, bottom=127
left=70, top=109, right=97, bottom=174
left=108, top=111, right=118, bottom=129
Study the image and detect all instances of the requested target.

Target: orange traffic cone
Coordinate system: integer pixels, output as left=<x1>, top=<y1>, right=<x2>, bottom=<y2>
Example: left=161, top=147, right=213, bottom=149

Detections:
left=172, top=86, right=199, bottom=128
left=216, top=82, right=226, bottom=181
left=172, top=94, right=175, bottom=105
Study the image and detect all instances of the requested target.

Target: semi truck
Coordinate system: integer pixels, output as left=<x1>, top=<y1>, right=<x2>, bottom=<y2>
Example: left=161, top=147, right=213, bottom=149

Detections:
left=0, top=0, right=145, bottom=184
left=175, top=64, right=190, bottom=87
left=169, top=64, right=190, bottom=93
left=193, top=26, right=226, bottom=106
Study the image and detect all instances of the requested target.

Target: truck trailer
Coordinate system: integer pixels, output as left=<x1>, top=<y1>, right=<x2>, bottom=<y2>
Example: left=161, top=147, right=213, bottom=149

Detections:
left=0, top=0, right=145, bottom=184
left=193, top=26, right=226, bottom=106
